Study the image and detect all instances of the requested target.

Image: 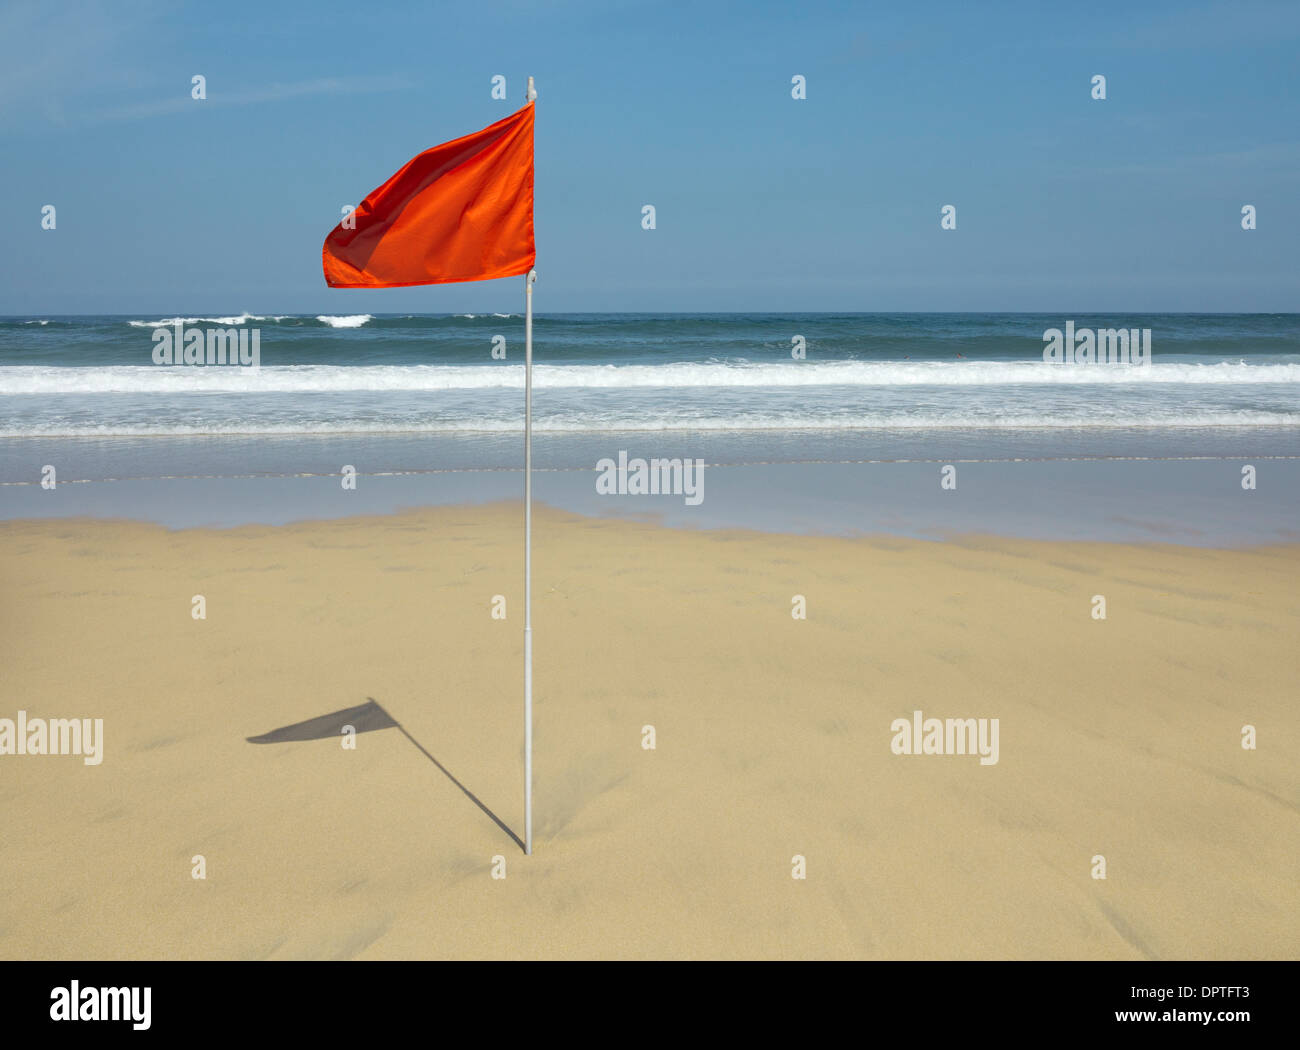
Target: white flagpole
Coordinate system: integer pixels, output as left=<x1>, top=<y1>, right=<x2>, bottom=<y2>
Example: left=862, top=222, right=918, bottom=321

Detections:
left=524, top=75, right=537, bottom=856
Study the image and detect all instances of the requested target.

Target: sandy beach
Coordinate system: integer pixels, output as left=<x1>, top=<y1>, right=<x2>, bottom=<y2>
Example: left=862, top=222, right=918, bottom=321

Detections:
left=0, top=502, right=1295, bottom=959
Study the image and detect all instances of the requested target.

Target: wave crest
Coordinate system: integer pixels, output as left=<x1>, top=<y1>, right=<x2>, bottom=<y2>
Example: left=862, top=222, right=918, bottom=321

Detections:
left=127, top=313, right=288, bottom=328
left=315, top=314, right=372, bottom=328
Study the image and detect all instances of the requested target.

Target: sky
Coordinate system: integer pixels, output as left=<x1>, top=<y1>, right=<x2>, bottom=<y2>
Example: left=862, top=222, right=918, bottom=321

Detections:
left=2, top=0, right=1298, bottom=314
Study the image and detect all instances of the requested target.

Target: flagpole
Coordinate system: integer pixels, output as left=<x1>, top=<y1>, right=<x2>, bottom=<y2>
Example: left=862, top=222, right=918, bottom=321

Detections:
left=523, top=75, right=537, bottom=856
left=523, top=266, right=535, bottom=856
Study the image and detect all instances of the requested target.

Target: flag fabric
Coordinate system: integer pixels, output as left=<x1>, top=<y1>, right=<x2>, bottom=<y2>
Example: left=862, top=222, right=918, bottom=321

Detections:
left=323, top=102, right=535, bottom=288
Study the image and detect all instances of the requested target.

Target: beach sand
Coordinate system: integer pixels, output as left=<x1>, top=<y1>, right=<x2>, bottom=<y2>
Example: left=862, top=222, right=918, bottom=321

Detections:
left=0, top=503, right=1295, bottom=959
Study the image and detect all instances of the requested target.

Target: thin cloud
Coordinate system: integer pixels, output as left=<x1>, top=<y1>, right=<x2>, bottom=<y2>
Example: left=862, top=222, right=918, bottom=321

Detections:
left=98, top=74, right=414, bottom=121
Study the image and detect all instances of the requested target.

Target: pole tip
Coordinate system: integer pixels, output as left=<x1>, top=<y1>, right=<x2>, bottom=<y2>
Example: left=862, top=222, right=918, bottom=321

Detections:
left=527, top=76, right=537, bottom=102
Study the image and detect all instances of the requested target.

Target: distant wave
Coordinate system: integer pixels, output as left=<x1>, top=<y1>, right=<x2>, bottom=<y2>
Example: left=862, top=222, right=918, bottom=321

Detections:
left=3, top=360, right=1299, bottom=395
left=125, top=313, right=381, bottom=330
left=315, top=314, right=373, bottom=328
left=127, top=313, right=289, bottom=328
left=24, top=320, right=50, bottom=325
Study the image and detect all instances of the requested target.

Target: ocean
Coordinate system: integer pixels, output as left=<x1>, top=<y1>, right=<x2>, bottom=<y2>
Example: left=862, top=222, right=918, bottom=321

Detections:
left=3, top=312, right=1299, bottom=438
left=2, top=313, right=1298, bottom=541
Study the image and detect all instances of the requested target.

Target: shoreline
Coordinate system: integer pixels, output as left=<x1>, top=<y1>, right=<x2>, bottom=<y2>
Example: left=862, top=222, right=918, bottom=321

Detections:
left=3, top=453, right=1297, bottom=547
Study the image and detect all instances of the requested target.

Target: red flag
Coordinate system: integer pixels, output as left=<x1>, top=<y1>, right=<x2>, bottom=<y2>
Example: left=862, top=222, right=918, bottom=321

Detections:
left=323, top=103, right=535, bottom=288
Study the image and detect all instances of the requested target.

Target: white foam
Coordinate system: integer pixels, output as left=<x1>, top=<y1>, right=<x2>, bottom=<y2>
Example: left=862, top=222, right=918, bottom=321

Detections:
left=127, top=314, right=288, bottom=328
left=314, top=314, right=373, bottom=328
left=3, top=360, right=1298, bottom=396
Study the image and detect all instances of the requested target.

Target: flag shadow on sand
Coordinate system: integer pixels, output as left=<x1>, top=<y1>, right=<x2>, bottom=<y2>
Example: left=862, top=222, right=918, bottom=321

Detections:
left=247, top=697, right=523, bottom=852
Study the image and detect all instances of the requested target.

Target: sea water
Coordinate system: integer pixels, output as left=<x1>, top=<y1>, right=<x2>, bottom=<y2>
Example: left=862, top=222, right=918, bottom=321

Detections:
left=2, top=312, right=1297, bottom=540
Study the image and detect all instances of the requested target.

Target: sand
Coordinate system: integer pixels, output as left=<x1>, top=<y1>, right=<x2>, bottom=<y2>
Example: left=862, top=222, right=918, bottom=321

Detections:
left=0, top=503, right=1296, bottom=959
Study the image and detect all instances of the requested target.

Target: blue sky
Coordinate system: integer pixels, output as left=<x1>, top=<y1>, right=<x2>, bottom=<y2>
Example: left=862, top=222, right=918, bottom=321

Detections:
left=3, top=0, right=1298, bottom=313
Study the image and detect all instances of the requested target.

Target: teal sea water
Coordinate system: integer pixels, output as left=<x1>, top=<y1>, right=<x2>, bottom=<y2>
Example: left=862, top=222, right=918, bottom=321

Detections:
left=2, top=312, right=1298, bottom=442
left=1, top=313, right=1297, bottom=542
